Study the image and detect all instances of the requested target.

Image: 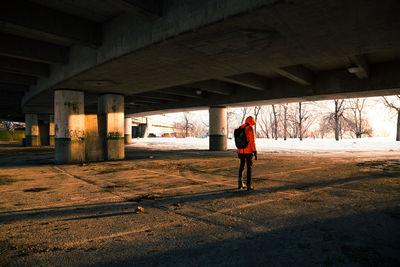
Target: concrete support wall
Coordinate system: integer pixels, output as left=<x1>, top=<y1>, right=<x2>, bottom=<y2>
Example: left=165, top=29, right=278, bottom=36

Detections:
left=209, top=106, right=227, bottom=151
left=49, top=115, right=55, bottom=146
left=25, top=114, right=39, bottom=146
left=124, top=117, right=132, bottom=144
left=85, top=114, right=104, bottom=162
left=98, top=94, right=124, bottom=160
left=54, top=90, right=85, bottom=164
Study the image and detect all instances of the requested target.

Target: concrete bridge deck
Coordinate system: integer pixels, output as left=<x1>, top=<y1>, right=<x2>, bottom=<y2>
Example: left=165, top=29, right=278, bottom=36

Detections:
left=1, top=0, right=399, bottom=120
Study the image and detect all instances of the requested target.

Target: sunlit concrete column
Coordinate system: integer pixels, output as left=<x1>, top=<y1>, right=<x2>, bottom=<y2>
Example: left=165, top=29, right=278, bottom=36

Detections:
left=124, top=117, right=132, bottom=144
left=49, top=115, right=55, bottom=146
left=25, top=114, right=39, bottom=146
left=54, top=90, right=85, bottom=164
left=98, top=94, right=124, bottom=160
left=209, top=106, right=227, bottom=151
left=85, top=114, right=104, bottom=162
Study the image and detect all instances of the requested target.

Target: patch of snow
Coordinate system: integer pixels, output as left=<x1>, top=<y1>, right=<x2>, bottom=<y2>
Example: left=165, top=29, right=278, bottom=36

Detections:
left=130, top=137, right=399, bottom=154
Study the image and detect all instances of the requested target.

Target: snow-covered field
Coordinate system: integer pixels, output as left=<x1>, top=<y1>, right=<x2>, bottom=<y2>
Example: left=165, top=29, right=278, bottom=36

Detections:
left=130, top=137, right=400, bottom=154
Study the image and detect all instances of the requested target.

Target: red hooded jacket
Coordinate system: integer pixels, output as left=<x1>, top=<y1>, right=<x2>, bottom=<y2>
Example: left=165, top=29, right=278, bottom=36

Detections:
left=238, top=116, right=257, bottom=154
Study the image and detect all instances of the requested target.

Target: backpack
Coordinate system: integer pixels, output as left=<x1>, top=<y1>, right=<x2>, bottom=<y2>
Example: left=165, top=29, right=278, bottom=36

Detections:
left=234, top=123, right=248, bottom=149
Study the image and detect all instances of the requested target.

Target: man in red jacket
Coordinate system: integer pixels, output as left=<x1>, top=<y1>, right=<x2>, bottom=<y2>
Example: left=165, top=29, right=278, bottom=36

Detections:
left=238, top=116, right=257, bottom=190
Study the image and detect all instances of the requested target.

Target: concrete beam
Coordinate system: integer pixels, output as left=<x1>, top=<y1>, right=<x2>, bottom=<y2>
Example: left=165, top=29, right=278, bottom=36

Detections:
left=0, top=33, right=69, bottom=64
left=0, top=0, right=101, bottom=47
left=275, top=65, right=313, bottom=86
left=126, top=96, right=163, bottom=104
left=219, top=73, right=268, bottom=91
left=0, top=56, right=49, bottom=77
left=185, top=80, right=234, bottom=95
left=129, top=61, right=400, bottom=115
left=0, top=71, right=36, bottom=86
left=349, top=55, right=369, bottom=79
left=126, top=102, right=147, bottom=107
left=159, top=87, right=205, bottom=99
left=107, top=0, right=163, bottom=19
left=136, top=92, right=182, bottom=102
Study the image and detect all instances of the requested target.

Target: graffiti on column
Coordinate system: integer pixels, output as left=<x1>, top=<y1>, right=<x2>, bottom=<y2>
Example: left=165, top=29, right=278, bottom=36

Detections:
left=108, top=132, right=122, bottom=138
left=65, top=129, right=85, bottom=141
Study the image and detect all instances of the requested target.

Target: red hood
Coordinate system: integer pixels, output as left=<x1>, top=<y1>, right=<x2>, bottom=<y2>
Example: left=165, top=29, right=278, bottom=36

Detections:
left=245, top=116, right=256, bottom=126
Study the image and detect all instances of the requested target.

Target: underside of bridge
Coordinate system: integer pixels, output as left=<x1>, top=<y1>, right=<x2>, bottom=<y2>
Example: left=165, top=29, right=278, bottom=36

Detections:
left=0, top=0, right=399, bottom=120
left=0, top=0, right=399, bottom=161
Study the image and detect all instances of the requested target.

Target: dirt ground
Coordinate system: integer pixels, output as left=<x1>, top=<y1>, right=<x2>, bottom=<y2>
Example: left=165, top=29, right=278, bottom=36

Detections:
left=0, top=141, right=399, bottom=266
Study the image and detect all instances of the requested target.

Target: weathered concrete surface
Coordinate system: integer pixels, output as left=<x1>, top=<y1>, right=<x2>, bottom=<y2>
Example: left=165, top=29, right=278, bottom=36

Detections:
left=24, top=114, right=39, bottom=146
left=54, top=90, right=85, bottom=164
left=124, top=117, right=132, bottom=144
left=209, top=106, right=227, bottom=151
left=38, top=121, right=49, bottom=146
left=98, top=94, right=124, bottom=160
left=84, top=114, right=104, bottom=162
left=18, top=0, right=400, bottom=118
left=0, top=144, right=399, bottom=266
left=49, top=115, right=54, bottom=146
left=23, top=0, right=281, bottom=106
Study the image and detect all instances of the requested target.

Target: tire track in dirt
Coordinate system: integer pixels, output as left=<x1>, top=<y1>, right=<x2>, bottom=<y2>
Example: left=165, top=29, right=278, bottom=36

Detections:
left=53, top=166, right=124, bottom=200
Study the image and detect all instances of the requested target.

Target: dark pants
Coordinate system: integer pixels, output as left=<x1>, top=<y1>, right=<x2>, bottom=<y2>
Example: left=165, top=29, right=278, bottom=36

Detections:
left=238, top=153, right=253, bottom=187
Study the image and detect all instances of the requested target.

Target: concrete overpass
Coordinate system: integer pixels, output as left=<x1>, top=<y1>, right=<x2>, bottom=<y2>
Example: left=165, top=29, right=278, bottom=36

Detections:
left=1, top=0, right=399, bottom=162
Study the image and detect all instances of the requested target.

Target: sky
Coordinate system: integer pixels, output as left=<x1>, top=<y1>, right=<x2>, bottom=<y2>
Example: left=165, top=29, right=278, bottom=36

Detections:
left=146, top=96, right=399, bottom=138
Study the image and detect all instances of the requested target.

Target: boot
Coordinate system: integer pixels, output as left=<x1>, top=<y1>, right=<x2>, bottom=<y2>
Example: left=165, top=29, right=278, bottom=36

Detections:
left=238, top=175, right=245, bottom=189
left=238, top=179, right=246, bottom=189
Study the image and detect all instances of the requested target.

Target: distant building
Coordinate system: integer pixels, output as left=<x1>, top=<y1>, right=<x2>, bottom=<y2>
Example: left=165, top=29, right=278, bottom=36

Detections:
left=131, top=117, right=175, bottom=138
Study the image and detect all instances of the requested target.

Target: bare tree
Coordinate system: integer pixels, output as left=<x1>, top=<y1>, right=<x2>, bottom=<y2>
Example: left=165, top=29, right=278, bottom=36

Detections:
left=344, top=98, right=372, bottom=138
left=280, top=104, right=288, bottom=140
left=182, top=112, right=194, bottom=138
left=240, top=107, right=248, bottom=124
left=321, top=99, right=346, bottom=140
left=192, top=119, right=207, bottom=138
left=227, top=109, right=238, bottom=138
left=253, top=106, right=262, bottom=136
left=382, top=95, right=400, bottom=141
left=318, top=118, right=329, bottom=139
left=271, top=105, right=278, bottom=140
left=297, top=102, right=315, bottom=140
left=259, top=106, right=271, bottom=138
left=333, top=99, right=345, bottom=140
left=298, top=102, right=304, bottom=141
left=287, top=104, right=299, bottom=138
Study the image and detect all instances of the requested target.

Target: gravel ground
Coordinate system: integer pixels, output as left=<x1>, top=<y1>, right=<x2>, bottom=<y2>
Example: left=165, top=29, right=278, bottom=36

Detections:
left=0, top=143, right=399, bottom=266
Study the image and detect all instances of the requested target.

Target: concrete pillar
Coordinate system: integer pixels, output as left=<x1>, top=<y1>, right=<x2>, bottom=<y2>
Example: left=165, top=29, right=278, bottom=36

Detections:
left=209, top=106, right=227, bottom=151
left=85, top=114, right=104, bottom=162
left=54, top=90, right=85, bottom=164
left=25, top=114, right=39, bottom=146
left=49, top=115, right=55, bottom=146
left=39, top=121, right=49, bottom=146
left=98, top=94, right=124, bottom=160
left=124, top=117, right=132, bottom=144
